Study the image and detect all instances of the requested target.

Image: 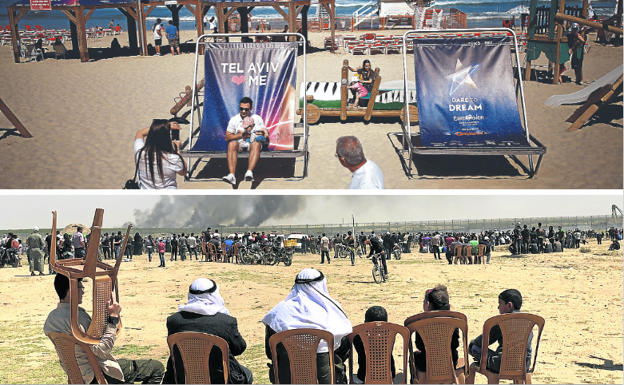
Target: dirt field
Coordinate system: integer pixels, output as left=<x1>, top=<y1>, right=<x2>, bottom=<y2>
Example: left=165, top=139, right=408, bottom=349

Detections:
left=0, top=238, right=621, bottom=384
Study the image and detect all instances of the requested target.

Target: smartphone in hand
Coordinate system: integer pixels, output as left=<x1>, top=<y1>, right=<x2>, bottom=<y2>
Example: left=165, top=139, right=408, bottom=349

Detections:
left=170, top=122, right=181, bottom=141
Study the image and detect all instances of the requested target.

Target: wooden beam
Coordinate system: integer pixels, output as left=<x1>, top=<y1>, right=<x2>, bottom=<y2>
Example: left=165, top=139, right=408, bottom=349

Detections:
left=184, top=3, right=196, bottom=16
left=84, top=8, right=95, bottom=23
left=223, top=6, right=238, bottom=21
left=301, top=4, right=309, bottom=42
left=0, top=98, right=32, bottom=138
left=196, top=1, right=205, bottom=52
left=295, top=5, right=304, bottom=16
left=61, top=10, right=77, bottom=25
left=556, top=12, right=623, bottom=34
left=272, top=5, right=289, bottom=21
left=7, top=6, right=21, bottom=63
left=122, top=6, right=138, bottom=21
left=364, top=68, right=381, bottom=121
left=566, top=76, right=623, bottom=131
left=143, top=4, right=157, bottom=18
left=14, top=9, right=28, bottom=24
left=217, top=3, right=224, bottom=33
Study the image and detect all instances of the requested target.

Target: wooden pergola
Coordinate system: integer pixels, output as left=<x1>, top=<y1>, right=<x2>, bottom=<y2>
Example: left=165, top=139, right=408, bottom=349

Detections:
left=7, top=0, right=148, bottom=63
left=7, top=0, right=335, bottom=63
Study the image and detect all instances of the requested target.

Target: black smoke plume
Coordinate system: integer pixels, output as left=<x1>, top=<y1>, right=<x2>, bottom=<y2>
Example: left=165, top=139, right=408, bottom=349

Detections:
left=134, top=196, right=307, bottom=228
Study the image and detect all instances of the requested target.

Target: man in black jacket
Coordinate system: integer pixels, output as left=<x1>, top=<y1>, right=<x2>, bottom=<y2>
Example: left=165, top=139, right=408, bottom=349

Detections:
left=163, top=278, right=253, bottom=384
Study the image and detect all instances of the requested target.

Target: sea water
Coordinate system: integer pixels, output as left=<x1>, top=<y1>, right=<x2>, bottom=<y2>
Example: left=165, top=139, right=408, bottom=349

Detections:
left=0, top=0, right=618, bottom=32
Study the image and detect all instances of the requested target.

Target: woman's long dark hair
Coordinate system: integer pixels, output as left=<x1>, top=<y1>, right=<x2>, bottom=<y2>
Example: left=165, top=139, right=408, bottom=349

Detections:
left=139, top=119, right=175, bottom=186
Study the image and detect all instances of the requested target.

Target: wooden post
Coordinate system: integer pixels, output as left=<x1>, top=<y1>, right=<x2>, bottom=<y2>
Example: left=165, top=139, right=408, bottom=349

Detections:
left=217, top=3, right=224, bottom=33
left=301, top=5, right=309, bottom=42
left=138, top=2, right=147, bottom=56
left=340, top=59, right=348, bottom=121
left=329, top=1, right=336, bottom=52
left=239, top=7, right=249, bottom=33
left=582, top=0, right=588, bottom=18
left=68, top=11, right=79, bottom=55
left=76, top=6, right=89, bottom=62
left=127, top=8, right=138, bottom=52
left=0, top=98, right=32, bottom=138
left=7, top=6, right=21, bottom=63
left=553, top=23, right=563, bottom=84
left=288, top=2, right=296, bottom=41
left=364, top=68, right=381, bottom=121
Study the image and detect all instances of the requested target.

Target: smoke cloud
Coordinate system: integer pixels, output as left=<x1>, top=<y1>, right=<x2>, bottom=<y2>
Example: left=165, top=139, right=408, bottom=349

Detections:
left=134, top=196, right=307, bottom=228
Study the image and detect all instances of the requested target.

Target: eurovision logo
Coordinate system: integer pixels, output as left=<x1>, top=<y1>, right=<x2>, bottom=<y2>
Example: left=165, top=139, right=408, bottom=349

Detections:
left=446, top=59, right=478, bottom=96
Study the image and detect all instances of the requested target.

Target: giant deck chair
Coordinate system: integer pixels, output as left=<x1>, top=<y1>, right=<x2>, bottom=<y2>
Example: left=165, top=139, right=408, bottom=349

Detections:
left=181, top=33, right=309, bottom=182
left=391, top=28, right=546, bottom=179
left=50, top=208, right=131, bottom=344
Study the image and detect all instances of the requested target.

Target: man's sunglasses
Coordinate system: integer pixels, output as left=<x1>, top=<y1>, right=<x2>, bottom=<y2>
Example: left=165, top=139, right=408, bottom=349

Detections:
left=239, top=107, right=250, bottom=112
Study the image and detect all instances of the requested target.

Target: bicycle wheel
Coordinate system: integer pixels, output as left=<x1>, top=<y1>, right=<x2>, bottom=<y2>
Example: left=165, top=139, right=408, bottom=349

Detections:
left=372, top=265, right=383, bottom=284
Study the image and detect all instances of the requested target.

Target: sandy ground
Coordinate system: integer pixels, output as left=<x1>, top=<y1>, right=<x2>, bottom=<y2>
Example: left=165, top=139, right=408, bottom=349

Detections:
left=0, top=29, right=621, bottom=189
left=0, top=238, right=622, bottom=384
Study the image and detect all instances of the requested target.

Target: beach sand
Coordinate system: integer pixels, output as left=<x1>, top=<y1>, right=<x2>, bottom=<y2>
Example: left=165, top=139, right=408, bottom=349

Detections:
left=0, top=30, right=621, bottom=189
left=0, top=238, right=621, bottom=383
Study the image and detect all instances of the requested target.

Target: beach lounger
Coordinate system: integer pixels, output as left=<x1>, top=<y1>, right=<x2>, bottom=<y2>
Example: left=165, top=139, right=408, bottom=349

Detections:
left=391, top=28, right=546, bottom=179
left=180, top=33, right=309, bottom=182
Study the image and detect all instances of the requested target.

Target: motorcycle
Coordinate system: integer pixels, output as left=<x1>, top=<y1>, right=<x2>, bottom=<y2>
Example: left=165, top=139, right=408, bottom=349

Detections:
left=391, top=243, right=402, bottom=260
left=0, top=247, right=20, bottom=268
left=274, top=246, right=294, bottom=266
left=239, top=243, right=266, bottom=265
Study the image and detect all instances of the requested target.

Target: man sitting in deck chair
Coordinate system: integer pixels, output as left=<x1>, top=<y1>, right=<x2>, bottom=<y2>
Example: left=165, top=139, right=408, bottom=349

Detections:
left=223, top=97, right=270, bottom=185
left=44, top=274, right=165, bottom=384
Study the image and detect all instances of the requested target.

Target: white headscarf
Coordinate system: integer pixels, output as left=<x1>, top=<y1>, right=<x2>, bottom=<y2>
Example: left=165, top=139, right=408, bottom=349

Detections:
left=178, top=278, right=230, bottom=316
left=262, top=268, right=352, bottom=353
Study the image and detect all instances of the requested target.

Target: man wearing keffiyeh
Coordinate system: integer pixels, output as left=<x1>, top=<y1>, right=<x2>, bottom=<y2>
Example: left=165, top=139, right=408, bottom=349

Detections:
left=163, top=278, right=253, bottom=384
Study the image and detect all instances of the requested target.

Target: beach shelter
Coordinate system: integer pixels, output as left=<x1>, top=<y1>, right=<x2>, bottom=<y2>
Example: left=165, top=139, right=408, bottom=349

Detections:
left=391, top=28, right=547, bottom=179
left=7, top=0, right=147, bottom=63
left=179, top=32, right=309, bottom=182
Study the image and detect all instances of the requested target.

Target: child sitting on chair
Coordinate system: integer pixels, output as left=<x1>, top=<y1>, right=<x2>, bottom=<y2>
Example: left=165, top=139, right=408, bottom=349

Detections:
left=237, top=116, right=267, bottom=151
left=352, top=306, right=397, bottom=383
left=468, top=289, right=533, bottom=376
left=349, top=76, right=368, bottom=109
left=414, top=285, right=460, bottom=373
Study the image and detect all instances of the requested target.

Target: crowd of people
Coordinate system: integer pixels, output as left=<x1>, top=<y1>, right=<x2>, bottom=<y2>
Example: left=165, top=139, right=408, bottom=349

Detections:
left=43, top=267, right=535, bottom=384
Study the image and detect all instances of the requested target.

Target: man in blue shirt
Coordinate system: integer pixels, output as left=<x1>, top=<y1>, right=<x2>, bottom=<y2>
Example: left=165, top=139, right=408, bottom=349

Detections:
left=165, top=20, right=180, bottom=56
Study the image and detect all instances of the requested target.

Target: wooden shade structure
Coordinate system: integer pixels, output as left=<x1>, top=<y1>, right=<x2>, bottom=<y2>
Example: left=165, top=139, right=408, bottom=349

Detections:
left=7, top=0, right=147, bottom=63
left=7, top=0, right=336, bottom=64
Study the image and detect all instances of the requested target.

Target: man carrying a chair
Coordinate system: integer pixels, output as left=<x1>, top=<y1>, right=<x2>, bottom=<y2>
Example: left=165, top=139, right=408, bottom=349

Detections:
left=223, top=97, right=269, bottom=185
left=44, top=274, right=165, bottom=384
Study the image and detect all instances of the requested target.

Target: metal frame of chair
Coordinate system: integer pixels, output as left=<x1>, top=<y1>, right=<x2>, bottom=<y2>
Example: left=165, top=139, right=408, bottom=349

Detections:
left=268, top=328, right=335, bottom=384
left=466, top=313, right=545, bottom=384
left=167, top=332, right=230, bottom=384
left=404, top=312, right=469, bottom=384
left=47, top=331, right=107, bottom=384
left=49, top=209, right=131, bottom=344
left=347, top=321, right=409, bottom=384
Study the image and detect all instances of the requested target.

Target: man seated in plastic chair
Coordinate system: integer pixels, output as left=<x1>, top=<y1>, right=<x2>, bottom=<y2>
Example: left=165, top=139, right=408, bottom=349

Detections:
left=44, top=274, right=165, bottom=384
left=223, top=97, right=270, bottom=185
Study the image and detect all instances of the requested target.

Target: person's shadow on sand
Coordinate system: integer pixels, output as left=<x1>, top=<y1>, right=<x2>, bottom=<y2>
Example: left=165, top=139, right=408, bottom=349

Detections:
left=191, top=158, right=299, bottom=189
left=575, top=356, right=623, bottom=371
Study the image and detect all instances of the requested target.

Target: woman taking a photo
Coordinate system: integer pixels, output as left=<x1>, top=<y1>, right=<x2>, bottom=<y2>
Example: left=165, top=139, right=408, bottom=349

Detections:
left=134, top=119, right=187, bottom=189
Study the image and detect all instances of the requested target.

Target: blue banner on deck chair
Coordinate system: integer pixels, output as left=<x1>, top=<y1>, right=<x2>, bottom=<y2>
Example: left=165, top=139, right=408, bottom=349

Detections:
left=413, top=37, right=529, bottom=148
left=191, top=42, right=297, bottom=152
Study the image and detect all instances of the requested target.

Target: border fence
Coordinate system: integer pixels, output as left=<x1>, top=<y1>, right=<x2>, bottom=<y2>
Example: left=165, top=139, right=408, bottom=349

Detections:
left=3, top=215, right=622, bottom=240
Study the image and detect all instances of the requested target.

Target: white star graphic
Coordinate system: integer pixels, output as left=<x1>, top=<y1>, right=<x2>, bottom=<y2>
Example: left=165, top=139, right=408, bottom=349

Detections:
left=446, top=59, right=479, bottom=96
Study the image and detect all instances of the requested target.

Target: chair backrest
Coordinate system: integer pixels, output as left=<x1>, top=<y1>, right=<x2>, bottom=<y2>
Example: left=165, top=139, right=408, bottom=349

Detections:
left=49, top=209, right=129, bottom=344
left=404, top=317, right=469, bottom=384
left=268, top=328, right=335, bottom=384
left=167, top=332, right=230, bottom=384
left=47, top=332, right=107, bottom=384
left=461, top=245, right=472, bottom=257
left=477, top=244, right=487, bottom=257
left=453, top=245, right=462, bottom=258
left=478, top=313, right=545, bottom=381
left=208, top=242, right=217, bottom=258
left=347, top=321, right=409, bottom=384
left=404, top=310, right=467, bottom=327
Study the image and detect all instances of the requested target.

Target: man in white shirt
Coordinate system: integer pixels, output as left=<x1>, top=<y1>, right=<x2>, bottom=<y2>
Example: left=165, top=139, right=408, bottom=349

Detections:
left=223, top=97, right=269, bottom=185
left=335, top=136, right=384, bottom=189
